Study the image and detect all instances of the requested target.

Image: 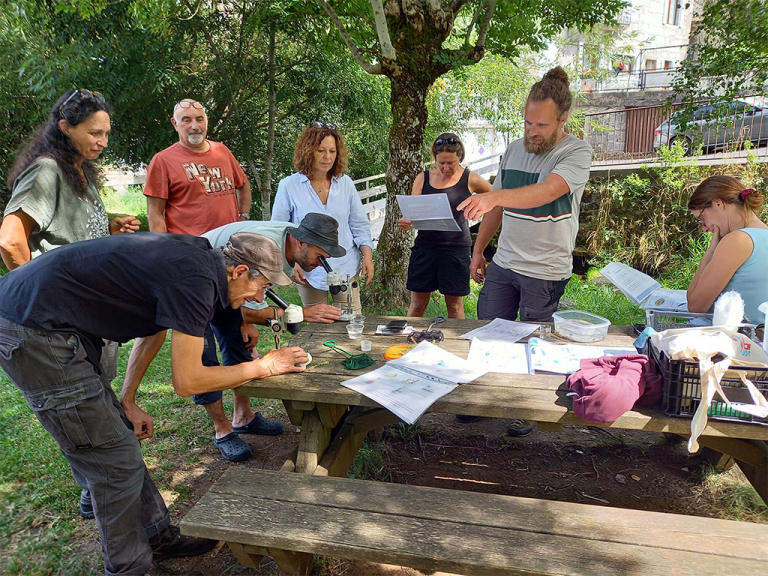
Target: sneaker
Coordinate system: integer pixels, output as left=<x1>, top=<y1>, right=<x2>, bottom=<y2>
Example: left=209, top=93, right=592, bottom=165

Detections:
left=455, top=414, right=481, bottom=423
left=150, top=525, right=218, bottom=562
left=80, top=489, right=95, bottom=520
left=506, top=419, right=533, bottom=437
left=231, top=412, right=284, bottom=436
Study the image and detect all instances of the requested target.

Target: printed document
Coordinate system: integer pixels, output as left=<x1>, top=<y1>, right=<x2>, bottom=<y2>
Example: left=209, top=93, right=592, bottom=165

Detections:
left=341, top=341, right=486, bottom=424
left=527, top=337, right=635, bottom=374
left=467, top=338, right=531, bottom=374
left=396, top=194, right=461, bottom=232
left=460, top=318, right=540, bottom=343
left=600, top=262, right=688, bottom=312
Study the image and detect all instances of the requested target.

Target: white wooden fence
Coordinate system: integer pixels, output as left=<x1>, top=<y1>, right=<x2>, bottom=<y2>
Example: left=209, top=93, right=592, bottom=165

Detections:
left=104, top=153, right=503, bottom=243
left=355, top=153, right=502, bottom=242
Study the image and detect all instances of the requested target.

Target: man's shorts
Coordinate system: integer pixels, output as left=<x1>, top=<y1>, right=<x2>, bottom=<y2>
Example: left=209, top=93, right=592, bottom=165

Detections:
left=406, top=243, right=471, bottom=297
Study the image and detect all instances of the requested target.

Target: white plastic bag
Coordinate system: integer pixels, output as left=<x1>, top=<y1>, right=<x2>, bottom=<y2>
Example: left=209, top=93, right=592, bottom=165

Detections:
left=650, top=327, right=768, bottom=452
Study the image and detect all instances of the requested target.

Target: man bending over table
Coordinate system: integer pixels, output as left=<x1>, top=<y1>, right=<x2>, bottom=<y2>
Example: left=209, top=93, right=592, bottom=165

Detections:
left=121, top=212, right=346, bottom=462
left=0, top=231, right=307, bottom=576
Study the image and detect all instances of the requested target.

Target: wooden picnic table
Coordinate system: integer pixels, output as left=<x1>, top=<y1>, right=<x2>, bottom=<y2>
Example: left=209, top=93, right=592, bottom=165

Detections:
left=182, top=315, right=768, bottom=574
left=237, top=316, right=768, bottom=502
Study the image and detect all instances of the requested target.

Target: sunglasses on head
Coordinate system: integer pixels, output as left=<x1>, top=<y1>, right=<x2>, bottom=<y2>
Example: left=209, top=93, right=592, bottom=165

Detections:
left=310, top=121, right=337, bottom=130
left=435, top=137, right=460, bottom=147
left=175, top=100, right=205, bottom=111
left=59, top=89, right=106, bottom=117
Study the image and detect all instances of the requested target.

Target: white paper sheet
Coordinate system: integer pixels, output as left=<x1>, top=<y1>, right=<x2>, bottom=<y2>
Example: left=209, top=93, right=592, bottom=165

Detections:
left=460, top=317, right=540, bottom=343
left=341, top=341, right=486, bottom=424
left=467, top=338, right=531, bottom=374
left=396, top=194, right=461, bottom=232
left=527, top=337, right=636, bottom=375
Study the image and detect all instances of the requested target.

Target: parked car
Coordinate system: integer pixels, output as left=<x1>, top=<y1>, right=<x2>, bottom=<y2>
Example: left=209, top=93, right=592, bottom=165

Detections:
left=653, top=99, right=768, bottom=154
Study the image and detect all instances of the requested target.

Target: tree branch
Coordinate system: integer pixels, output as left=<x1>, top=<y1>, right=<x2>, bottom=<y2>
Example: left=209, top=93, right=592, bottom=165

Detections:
left=315, top=0, right=383, bottom=74
left=464, top=0, right=486, bottom=49
left=371, top=0, right=396, bottom=59
left=475, top=0, right=496, bottom=49
left=466, top=0, right=497, bottom=62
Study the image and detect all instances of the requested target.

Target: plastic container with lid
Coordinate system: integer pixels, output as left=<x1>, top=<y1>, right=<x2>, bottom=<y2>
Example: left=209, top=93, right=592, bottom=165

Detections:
left=552, top=310, right=611, bottom=342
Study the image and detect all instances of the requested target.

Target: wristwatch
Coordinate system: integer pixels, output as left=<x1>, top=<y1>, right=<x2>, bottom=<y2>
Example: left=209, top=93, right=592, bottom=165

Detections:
left=239, top=213, right=250, bottom=220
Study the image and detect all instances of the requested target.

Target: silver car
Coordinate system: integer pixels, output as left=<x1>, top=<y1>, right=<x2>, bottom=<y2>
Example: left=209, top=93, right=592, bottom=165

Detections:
left=653, top=99, right=768, bottom=154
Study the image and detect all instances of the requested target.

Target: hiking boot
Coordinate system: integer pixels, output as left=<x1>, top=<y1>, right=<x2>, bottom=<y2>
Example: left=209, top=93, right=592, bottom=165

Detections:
left=506, top=419, right=533, bottom=437
left=80, top=489, right=95, bottom=520
left=150, top=525, right=218, bottom=562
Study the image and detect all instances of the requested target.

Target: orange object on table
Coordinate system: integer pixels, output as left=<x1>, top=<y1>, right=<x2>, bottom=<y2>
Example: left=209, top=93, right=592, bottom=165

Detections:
left=384, top=344, right=412, bottom=360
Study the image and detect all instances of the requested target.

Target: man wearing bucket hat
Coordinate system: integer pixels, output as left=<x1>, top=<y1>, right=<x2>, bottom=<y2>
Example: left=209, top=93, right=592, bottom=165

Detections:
left=121, top=213, right=347, bottom=462
left=0, top=231, right=308, bottom=576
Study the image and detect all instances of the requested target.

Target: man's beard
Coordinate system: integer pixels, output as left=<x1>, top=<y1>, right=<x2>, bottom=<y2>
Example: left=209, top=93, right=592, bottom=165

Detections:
left=188, top=132, right=205, bottom=145
left=523, top=131, right=558, bottom=154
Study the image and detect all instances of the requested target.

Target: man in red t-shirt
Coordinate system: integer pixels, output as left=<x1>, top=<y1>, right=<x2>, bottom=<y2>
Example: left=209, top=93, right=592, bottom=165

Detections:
left=144, top=98, right=252, bottom=234
left=119, top=99, right=281, bottom=467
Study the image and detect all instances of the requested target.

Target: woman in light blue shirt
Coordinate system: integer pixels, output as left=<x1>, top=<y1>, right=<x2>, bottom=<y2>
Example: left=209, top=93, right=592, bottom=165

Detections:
left=272, top=122, right=374, bottom=314
left=687, top=175, right=768, bottom=325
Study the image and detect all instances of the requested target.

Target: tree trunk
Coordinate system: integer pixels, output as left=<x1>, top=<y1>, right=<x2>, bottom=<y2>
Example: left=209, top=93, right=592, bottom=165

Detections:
left=261, top=27, right=277, bottom=220
left=371, top=73, right=431, bottom=310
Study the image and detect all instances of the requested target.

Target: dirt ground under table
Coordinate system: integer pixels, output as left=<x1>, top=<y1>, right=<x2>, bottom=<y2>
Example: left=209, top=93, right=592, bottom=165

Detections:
left=150, top=412, right=748, bottom=576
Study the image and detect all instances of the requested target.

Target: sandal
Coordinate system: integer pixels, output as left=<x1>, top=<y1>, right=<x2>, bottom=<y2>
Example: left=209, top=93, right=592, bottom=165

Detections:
left=213, top=432, right=252, bottom=462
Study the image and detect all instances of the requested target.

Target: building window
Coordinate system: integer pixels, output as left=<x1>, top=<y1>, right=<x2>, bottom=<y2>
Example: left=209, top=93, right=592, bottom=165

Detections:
left=646, top=59, right=657, bottom=71
left=665, top=0, right=682, bottom=26
left=664, top=60, right=673, bottom=70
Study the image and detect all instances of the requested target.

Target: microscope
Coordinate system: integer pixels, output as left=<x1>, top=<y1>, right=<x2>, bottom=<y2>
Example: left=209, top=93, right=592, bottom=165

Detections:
left=319, top=255, right=357, bottom=321
left=264, top=288, right=303, bottom=349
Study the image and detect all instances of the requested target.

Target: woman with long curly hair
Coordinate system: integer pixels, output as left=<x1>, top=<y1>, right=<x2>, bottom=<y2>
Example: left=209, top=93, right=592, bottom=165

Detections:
left=0, top=89, right=139, bottom=269
left=0, top=89, right=140, bottom=521
left=271, top=122, right=373, bottom=315
left=687, top=174, right=768, bottom=324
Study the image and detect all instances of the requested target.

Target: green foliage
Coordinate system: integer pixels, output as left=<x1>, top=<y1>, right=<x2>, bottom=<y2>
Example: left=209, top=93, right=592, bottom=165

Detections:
left=670, top=1, right=768, bottom=119
left=346, top=442, right=390, bottom=482
left=580, top=143, right=768, bottom=275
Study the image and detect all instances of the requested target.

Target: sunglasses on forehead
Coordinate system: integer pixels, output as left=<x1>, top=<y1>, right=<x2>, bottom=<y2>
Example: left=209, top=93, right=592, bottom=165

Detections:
left=175, top=100, right=205, bottom=111
left=434, top=137, right=460, bottom=147
left=59, top=89, right=106, bottom=117
left=310, top=121, right=337, bottom=130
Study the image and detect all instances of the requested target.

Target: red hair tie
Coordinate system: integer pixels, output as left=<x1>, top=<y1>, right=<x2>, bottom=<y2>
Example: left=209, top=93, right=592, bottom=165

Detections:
left=740, top=188, right=755, bottom=200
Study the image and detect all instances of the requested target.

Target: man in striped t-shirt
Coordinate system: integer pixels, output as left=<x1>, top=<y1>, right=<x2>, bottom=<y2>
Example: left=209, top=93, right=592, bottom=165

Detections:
left=458, top=66, right=592, bottom=436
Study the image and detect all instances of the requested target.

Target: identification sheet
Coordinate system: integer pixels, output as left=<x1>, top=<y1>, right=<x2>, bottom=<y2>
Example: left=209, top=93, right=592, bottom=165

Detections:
left=467, top=338, right=531, bottom=374
left=341, top=341, right=486, bottom=424
left=396, top=193, right=461, bottom=232
left=460, top=317, right=540, bottom=343
left=527, top=337, right=635, bottom=375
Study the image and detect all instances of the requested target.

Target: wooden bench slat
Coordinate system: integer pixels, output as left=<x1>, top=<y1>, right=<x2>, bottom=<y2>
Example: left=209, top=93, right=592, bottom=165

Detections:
left=209, top=469, right=768, bottom=558
left=181, top=469, right=768, bottom=576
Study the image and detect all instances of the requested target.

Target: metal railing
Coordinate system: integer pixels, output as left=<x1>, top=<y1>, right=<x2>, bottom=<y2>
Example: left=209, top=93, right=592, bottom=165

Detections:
left=584, top=97, right=768, bottom=166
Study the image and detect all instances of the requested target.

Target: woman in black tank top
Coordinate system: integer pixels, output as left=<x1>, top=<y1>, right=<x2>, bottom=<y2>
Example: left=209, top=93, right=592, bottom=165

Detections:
left=397, top=133, right=492, bottom=318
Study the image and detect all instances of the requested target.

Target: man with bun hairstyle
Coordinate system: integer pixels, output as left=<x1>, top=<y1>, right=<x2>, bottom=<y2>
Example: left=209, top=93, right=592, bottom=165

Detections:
left=458, top=66, right=592, bottom=437
left=0, top=232, right=307, bottom=576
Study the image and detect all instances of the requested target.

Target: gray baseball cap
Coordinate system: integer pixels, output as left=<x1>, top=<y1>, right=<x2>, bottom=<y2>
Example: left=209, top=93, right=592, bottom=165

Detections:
left=224, top=233, right=293, bottom=286
left=287, top=213, right=346, bottom=258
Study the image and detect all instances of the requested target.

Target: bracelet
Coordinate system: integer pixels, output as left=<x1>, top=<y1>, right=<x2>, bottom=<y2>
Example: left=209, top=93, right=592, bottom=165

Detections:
left=239, top=213, right=250, bottom=220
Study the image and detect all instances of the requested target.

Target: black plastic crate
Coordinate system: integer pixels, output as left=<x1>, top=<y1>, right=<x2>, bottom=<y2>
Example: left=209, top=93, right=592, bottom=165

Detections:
left=648, top=343, right=768, bottom=425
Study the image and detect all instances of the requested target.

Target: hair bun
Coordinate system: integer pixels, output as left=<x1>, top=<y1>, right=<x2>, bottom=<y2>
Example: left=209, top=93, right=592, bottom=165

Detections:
left=544, top=66, right=569, bottom=84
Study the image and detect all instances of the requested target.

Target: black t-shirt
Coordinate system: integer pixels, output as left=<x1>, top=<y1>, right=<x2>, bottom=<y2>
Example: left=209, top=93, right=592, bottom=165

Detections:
left=414, top=168, right=472, bottom=247
left=0, top=232, right=229, bottom=366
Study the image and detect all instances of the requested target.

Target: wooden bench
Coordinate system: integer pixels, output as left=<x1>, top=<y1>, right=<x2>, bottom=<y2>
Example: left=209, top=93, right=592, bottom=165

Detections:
left=181, top=468, right=768, bottom=575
